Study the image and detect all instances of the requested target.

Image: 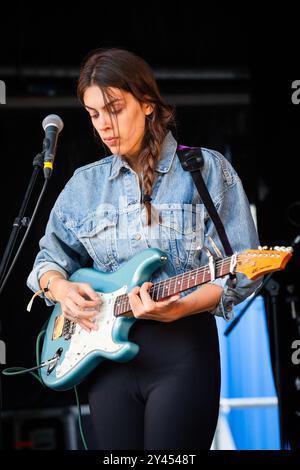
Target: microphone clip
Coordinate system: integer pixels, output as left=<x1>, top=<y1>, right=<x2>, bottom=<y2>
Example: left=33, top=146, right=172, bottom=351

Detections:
left=33, top=151, right=45, bottom=169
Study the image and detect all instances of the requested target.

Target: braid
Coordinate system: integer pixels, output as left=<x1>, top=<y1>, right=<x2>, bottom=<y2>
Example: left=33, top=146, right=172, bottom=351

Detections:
left=140, top=107, right=174, bottom=225
left=77, top=48, right=176, bottom=226
left=142, top=140, right=158, bottom=225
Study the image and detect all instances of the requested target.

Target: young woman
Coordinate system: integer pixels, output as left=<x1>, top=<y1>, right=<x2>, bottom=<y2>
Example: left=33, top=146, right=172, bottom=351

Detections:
left=27, top=48, right=260, bottom=450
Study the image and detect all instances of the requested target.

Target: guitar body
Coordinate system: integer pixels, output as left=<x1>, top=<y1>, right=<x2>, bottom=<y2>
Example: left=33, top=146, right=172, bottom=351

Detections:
left=39, top=245, right=292, bottom=391
left=40, top=248, right=167, bottom=391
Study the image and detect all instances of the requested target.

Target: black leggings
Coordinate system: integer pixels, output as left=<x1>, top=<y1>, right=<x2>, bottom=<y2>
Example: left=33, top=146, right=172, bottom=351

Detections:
left=88, top=312, right=220, bottom=450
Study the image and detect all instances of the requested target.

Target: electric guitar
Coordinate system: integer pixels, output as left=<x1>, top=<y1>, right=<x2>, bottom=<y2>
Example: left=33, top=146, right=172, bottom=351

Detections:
left=40, top=246, right=292, bottom=390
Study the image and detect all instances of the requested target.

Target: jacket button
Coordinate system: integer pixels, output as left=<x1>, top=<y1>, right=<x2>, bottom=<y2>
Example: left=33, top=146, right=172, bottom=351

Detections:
left=135, top=233, right=142, bottom=240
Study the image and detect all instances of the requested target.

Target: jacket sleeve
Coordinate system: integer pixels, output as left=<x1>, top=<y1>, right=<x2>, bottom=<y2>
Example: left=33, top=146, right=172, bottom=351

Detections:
left=26, top=195, right=91, bottom=306
left=201, top=150, right=262, bottom=321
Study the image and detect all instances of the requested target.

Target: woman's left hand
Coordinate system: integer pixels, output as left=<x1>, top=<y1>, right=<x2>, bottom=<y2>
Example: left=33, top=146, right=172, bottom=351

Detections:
left=128, top=282, right=181, bottom=322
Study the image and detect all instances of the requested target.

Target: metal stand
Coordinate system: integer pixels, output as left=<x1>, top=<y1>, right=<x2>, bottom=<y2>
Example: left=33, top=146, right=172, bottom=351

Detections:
left=0, top=150, right=51, bottom=451
left=0, top=152, right=45, bottom=291
left=224, top=238, right=299, bottom=449
left=264, top=277, right=285, bottom=449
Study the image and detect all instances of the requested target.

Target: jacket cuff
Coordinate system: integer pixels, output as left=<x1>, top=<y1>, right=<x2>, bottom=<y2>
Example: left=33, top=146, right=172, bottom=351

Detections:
left=27, top=262, right=68, bottom=307
left=209, top=277, right=235, bottom=321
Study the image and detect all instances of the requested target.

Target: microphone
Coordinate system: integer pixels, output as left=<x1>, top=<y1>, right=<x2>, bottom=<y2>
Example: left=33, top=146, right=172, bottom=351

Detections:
left=42, top=114, right=64, bottom=179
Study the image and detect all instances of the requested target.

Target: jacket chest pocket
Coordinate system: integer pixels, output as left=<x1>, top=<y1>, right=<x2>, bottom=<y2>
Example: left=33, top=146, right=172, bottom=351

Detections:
left=158, top=207, right=204, bottom=272
left=73, top=213, right=119, bottom=271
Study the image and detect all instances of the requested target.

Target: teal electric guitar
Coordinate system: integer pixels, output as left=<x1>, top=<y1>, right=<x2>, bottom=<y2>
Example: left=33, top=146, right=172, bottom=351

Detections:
left=40, top=247, right=292, bottom=390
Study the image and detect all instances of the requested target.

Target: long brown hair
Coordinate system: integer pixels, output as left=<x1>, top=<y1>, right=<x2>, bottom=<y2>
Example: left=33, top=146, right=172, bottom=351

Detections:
left=77, top=48, right=175, bottom=225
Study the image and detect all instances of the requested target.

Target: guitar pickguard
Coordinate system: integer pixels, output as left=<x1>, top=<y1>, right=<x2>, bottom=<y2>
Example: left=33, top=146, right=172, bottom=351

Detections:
left=55, top=286, right=127, bottom=378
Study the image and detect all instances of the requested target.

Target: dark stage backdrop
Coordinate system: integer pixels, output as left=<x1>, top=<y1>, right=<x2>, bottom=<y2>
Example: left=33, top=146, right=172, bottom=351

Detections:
left=0, top=3, right=299, bottom=449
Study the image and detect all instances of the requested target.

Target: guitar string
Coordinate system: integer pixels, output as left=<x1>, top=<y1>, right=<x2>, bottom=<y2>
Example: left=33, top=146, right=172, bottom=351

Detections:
left=114, top=261, right=231, bottom=315
left=114, top=256, right=236, bottom=315
left=118, top=258, right=231, bottom=303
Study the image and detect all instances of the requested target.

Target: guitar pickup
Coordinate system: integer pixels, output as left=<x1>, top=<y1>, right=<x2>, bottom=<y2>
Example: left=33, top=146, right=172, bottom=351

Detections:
left=52, top=315, right=64, bottom=340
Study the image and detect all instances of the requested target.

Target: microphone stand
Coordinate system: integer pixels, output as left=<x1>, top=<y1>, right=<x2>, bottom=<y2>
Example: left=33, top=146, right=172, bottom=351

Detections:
left=0, top=122, right=59, bottom=292
left=223, top=237, right=299, bottom=450
left=0, top=151, right=44, bottom=289
left=0, top=149, right=51, bottom=450
left=264, top=277, right=285, bottom=450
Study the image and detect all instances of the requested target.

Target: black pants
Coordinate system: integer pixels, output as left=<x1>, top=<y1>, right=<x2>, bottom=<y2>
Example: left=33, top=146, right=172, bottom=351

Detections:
left=88, top=312, right=220, bottom=450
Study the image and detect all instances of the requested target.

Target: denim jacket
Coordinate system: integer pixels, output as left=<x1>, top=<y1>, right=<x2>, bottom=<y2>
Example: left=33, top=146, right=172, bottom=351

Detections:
left=27, top=132, right=261, bottom=320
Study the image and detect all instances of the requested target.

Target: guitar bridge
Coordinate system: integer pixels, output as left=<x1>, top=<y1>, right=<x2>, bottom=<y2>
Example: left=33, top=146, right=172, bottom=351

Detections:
left=63, top=319, right=76, bottom=340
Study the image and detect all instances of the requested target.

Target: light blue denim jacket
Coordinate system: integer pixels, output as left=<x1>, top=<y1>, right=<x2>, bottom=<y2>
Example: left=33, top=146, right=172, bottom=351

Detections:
left=27, top=132, right=261, bottom=320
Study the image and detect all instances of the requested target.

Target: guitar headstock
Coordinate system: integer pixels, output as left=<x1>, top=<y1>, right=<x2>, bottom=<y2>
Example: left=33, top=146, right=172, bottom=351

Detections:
left=236, top=246, right=293, bottom=279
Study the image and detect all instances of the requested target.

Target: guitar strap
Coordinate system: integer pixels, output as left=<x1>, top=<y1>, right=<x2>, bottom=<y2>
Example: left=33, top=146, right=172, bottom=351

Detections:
left=177, top=145, right=234, bottom=257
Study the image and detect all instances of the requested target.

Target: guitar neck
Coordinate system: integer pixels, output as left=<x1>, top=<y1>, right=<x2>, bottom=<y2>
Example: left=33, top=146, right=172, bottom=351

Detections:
left=114, top=255, right=234, bottom=317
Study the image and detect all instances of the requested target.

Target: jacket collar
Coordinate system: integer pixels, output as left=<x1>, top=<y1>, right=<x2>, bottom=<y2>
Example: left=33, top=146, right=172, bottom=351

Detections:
left=108, top=131, right=177, bottom=180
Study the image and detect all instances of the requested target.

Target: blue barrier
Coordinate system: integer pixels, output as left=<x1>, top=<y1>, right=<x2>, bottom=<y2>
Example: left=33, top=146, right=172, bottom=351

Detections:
left=216, top=295, right=280, bottom=450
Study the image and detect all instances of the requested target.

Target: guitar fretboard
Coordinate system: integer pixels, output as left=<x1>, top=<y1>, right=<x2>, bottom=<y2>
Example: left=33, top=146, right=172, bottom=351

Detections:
left=114, top=255, right=235, bottom=317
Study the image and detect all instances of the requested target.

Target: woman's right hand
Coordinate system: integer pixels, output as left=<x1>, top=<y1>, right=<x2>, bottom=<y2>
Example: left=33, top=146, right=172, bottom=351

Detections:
left=50, top=279, right=102, bottom=332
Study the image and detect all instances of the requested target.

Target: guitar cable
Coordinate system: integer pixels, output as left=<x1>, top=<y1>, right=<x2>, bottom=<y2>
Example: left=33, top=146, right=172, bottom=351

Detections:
left=1, top=328, right=88, bottom=450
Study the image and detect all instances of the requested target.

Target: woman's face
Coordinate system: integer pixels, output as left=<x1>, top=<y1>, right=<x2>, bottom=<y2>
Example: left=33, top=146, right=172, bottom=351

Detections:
left=83, top=85, right=152, bottom=158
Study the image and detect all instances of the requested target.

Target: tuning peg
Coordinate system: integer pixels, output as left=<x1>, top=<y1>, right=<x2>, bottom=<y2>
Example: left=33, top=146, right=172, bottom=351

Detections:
left=274, top=246, right=294, bottom=252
